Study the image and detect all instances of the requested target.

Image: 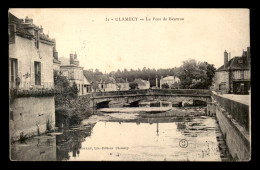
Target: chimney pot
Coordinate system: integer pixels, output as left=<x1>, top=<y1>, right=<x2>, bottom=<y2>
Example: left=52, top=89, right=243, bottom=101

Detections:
left=70, top=54, right=74, bottom=64
left=247, top=47, right=250, bottom=63
left=224, top=50, right=228, bottom=68
left=25, top=16, right=33, bottom=24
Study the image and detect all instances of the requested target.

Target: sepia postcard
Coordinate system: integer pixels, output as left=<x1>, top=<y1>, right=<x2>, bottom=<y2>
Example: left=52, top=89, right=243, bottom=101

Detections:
left=9, top=8, right=250, bottom=161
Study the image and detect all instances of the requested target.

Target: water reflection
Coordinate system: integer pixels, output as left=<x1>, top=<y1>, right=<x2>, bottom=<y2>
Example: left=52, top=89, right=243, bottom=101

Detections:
left=11, top=116, right=225, bottom=161
left=56, top=125, right=94, bottom=161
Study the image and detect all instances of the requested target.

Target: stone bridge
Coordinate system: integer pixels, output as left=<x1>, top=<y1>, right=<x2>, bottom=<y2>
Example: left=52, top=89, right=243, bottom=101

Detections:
left=90, top=89, right=212, bottom=110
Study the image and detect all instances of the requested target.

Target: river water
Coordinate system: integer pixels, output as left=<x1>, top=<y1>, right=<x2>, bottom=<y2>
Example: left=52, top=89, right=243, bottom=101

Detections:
left=10, top=107, right=230, bottom=161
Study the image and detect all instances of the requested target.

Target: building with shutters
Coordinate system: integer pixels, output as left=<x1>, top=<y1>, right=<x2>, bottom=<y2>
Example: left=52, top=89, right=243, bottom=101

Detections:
left=59, top=53, right=87, bottom=96
left=213, top=48, right=251, bottom=94
left=8, top=12, right=56, bottom=141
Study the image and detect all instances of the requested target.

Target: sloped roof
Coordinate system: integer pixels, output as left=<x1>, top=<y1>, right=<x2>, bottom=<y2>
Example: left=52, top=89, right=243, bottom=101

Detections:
left=53, top=58, right=61, bottom=64
left=83, top=75, right=91, bottom=85
left=9, top=13, right=34, bottom=39
left=82, top=70, right=115, bottom=87
left=216, top=56, right=249, bottom=72
left=161, top=76, right=179, bottom=81
left=59, top=57, right=70, bottom=66
left=134, top=79, right=149, bottom=86
left=8, top=12, right=55, bottom=43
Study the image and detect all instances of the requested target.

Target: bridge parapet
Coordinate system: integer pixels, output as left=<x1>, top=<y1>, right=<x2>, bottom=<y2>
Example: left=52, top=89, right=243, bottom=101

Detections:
left=92, top=89, right=149, bottom=97
left=92, top=89, right=211, bottom=97
left=212, top=91, right=249, bottom=131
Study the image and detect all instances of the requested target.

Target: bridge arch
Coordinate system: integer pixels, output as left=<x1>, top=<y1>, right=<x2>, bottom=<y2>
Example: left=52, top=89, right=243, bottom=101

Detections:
left=90, top=89, right=212, bottom=111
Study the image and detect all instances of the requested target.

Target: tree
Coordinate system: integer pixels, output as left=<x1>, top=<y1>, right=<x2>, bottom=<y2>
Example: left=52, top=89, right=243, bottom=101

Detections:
left=70, top=82, right=78, bottom=95
left=129, top=82, right=138, bottom=90
left=206, top=63, right=216, bottom=88
left=178, top=59, right=216, bottom=89
left=54, top=70, right=70, bottom=93
left=161, top=83, right=169, bottom=89
left=170, top=82, right=179, bottom=89
left=178, top=59, right=198, bottom=89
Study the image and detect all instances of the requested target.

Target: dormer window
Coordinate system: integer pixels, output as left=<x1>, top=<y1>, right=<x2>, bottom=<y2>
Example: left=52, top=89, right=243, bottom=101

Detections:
left=34, top=30, right=39, bottom=49
left=238, top=59, right=243, bottom=64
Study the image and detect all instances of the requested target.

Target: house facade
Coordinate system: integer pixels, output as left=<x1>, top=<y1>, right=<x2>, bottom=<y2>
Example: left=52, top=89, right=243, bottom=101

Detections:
left=115, top=78, right=130, bottom=91
left=213, top=48, right=250, bottom=94
left=59, top=53, right=87, bottom=96
left=160, top=76, right=180, bottom=89
left=94, top=77, right=130, bottom=92
left=134, top=78, right=150, bottom=90
left=9, top=13, right=56, bottom=140
left=97, top=77, right=117, bottom=92
left=83, top=74, right=92, bottom=93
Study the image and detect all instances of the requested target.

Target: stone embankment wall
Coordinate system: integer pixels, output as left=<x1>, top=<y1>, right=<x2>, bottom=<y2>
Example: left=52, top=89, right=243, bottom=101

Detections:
left=9, top=96, right=55, bottom=141
left=210, top=92, right=250, bottom=161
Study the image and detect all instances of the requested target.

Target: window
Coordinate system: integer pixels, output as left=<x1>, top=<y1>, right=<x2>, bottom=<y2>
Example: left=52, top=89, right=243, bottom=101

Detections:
left=69, top=70, right=74, bottom=79
left=34, top=62, right=41, bottom=85
left=8, top=24, right=16, bottom=44
left=241, top=71, right=244, bottom=80
left=34, top=30, right=39, bottom=49
left=244, top=70, right=250, bottom=79
left=9, top=58, right=18, bottom=88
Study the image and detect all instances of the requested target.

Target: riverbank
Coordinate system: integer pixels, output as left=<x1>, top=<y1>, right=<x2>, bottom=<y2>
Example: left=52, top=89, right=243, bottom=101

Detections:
left=55, top=95, right=92, bottom=128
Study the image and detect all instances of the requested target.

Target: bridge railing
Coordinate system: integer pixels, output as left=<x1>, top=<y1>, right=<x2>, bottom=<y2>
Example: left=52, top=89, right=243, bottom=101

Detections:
left=150, top=89, right=211, bottom=95
left=212, top=92, right=249, bottom=131
left=91, top=89, right=211, bottom=97
left=92, top=89, right=149, bottom=97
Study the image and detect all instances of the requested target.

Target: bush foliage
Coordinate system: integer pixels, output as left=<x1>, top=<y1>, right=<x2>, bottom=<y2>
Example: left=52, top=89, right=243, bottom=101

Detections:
left=54, top=70, right=91, bottom=127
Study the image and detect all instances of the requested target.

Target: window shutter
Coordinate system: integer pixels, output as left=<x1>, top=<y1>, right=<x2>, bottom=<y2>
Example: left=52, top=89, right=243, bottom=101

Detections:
left=31, top=61, right=35, bottom=85
left=41, top=62, right=44, bottom=86
left=9, top=60, right=11, bottom=83
left=18, top=60, right=22, bottom=87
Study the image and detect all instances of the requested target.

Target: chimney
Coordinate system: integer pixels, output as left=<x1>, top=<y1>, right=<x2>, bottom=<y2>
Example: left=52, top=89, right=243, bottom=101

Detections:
left=39, top=25, right=43, bottom=33
left=156, top=77, right=158, bottom=88
left=25, top=16, right=33, bottom=24
left=53, top=43, right=58, bottom=60
left=70, top=53, right=74, bottom=64
left=247, top=47, right=251, bottom=63
left=229, top=52, right=231, bottom=61
left=73, top=52, right=79, bottom=66
left=74, top=52, right=77, bottom=60
left=224, top=50, right=228, bottom=68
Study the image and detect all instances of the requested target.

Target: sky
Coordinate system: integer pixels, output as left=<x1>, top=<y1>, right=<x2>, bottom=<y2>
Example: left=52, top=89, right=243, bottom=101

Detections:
left=9, top=8, right=250, bottom=73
